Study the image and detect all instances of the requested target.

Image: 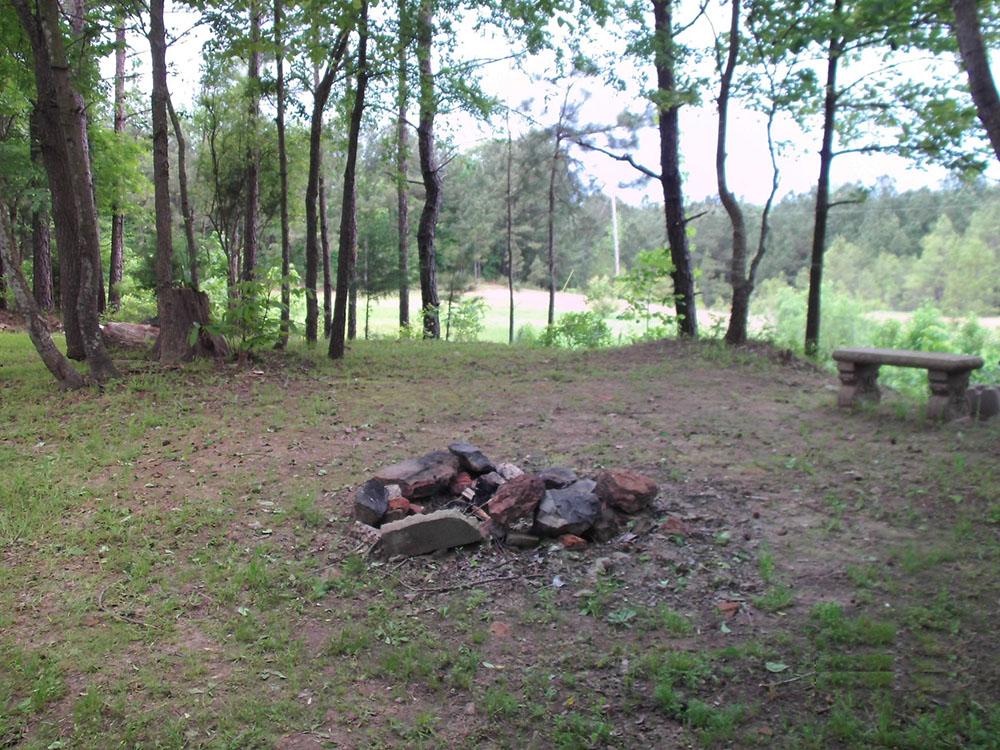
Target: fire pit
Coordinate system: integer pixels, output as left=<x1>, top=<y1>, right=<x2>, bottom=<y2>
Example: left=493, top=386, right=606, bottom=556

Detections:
left=352, top=442, right=659, bottom=557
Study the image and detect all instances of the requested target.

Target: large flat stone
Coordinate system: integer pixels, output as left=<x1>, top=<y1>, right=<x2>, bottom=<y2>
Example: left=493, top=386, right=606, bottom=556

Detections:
left=373, top=451, right=460, bottom=498
left=378, top=509, right=484, bottom=557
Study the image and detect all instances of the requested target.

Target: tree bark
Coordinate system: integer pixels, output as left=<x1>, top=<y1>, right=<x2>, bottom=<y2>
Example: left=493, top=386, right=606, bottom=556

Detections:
left=320, top=171, right=332, bottom=338
left=31, top=207, right=53, bottom=311
left=329, top=1, right=369, bottom=359
left=951, top=0, right=1000, bottom=162
left=652, top=0, right=697, bottom=338
left=12, top=0, right=117, bottom=380
left=416, top=0, right=441, bottom=339
left=0, top=211, right=84, bottom=388
left=348, top=269, right=357, bottom=341
left=506, top=114, right=514, bottom=344
left=108, top=21, right=126, bottom=311
left=150, top=0, right=175, bottom=345
left=804, top=0, right=842, bottom=357
left=397, top=2, right=411, bottom=329
left=167, top=94, right=199, bottom=291
left=275, top=0, right=290, bottom=348
left=27, top=108, right=54, bottom=311
left=241, top=0, right=261, bottom=283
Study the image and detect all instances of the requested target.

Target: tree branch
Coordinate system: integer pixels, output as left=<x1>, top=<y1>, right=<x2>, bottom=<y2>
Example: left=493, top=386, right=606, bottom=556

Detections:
left=571, top=138, right=661, bottom=181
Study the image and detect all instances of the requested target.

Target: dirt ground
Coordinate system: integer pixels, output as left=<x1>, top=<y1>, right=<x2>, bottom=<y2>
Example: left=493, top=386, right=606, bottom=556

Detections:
left=1, top=332, right=998, bottom=748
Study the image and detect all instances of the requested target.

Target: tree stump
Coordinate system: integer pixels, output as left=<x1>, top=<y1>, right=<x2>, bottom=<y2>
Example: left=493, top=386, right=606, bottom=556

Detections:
left=153, top=287, right=229, bottom=365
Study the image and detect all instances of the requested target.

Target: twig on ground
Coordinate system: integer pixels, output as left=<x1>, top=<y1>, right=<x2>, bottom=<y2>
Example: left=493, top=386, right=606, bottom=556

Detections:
left=96, top=581, right=159, bottom=629
left=322, top=540, right=374, bottom=572
left=403, top=572, right=546, bottom=595
left=760, top=671, right=816, bottom=689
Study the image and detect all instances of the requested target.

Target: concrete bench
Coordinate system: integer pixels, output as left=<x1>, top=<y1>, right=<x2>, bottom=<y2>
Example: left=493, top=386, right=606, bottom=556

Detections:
left=832, top=347, right=984, bottom=420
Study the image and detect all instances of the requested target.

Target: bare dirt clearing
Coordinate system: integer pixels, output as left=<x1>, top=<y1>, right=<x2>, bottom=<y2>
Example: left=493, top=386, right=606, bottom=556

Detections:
left=1, top=334, right=998, bottom=748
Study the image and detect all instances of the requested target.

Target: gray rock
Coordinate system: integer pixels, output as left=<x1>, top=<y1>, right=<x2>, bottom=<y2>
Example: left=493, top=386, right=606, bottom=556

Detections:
left=373, top=451, right=460, bottom=498
left=448, top=441, right=495, bottom=474
left=534, top=479, right=600, bottom=537
left=538, top=467, right=579, bottom=489
left=496, top=462, right=524, bottom=481
left=968, top=385, right=1000, bottom=420
left=378, top=509, right=484, bottom=557
left=354, top=479, right=388, bottom=526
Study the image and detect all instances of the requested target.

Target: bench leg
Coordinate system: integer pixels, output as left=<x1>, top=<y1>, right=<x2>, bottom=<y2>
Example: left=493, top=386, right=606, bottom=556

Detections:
left=837, top=362, right=881, bottom=407
left=927, top=369, right=971, bottom=420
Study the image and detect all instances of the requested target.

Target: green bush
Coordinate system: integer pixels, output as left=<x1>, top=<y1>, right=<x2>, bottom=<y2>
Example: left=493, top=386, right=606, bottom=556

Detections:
left=539, top=311, right=612, bottom=349
left=449, top=295, right=487, bottom=342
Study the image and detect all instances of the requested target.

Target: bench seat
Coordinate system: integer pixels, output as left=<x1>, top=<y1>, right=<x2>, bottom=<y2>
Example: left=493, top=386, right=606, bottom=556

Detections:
left=831, top=347, right=984, bottom=420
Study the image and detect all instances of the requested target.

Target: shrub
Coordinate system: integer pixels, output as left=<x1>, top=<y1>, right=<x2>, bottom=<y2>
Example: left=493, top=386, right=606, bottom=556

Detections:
left=449, top=295, right=487, bottom=342
left=539, top=311, right=612, bottom=349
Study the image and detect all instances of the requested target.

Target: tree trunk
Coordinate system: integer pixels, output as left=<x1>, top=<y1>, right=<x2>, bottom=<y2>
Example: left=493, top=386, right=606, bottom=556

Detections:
left=67, top=0, right=105, bottom=319
left=108, top=21, right=126, bottom=312
left=150, top=0, right=175, bottom=355
left=13, top=0, right=117, bottom=380
left=304, top=41, right=348, bottom=343
left=506, top=114, right=514, bottom=344
left=951, top=0, right=1000, bottom=162
left=546, top=91, right=571, bottom=328
left=167, top=94, right=199, bottom=291
left=717, top=0, right=750, bottom=346
left=348, top=270, right=357, bottom=340
left=329, top=1, right=369, bottom=359
left=32, top=208, right=53, bottom=310
left=397, top=3, right=411, bottom=329
left=154, top=287, right=229, bottom=365
left=17, top=13, right=83, bottom=358
left=275, top=0, right=290, bottom=348
left=547, top=140, right=558, bottom=327
left=804, top=0, right=842, bottom=357
left=241, top=1, right=261, bottom=283
left=0, top=249, right=6, bottom=310
left=0, top=210, right=84, bottom=388
left=416, top=0, right=441, bottom=339
left=28, top=109, right=54, bottom=311
left=652, top=0, right=697, bottom=338
left=320, top=172, right=332, bottom=338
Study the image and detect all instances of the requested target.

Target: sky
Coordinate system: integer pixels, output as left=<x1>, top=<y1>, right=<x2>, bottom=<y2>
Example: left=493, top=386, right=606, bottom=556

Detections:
left=109, top=0, right=998, bottom=208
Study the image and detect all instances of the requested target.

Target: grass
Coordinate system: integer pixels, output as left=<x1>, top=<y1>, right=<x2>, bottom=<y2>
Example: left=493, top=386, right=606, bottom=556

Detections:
left=1, top=328, right=999, bottom=748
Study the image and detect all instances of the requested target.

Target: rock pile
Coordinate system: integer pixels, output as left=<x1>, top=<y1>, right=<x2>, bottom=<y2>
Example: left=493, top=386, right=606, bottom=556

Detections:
left=353, top=442, right=659, bottom=557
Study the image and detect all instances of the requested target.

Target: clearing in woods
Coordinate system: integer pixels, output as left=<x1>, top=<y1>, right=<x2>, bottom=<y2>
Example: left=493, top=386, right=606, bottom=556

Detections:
left=0, top=332, right=998, bottom=748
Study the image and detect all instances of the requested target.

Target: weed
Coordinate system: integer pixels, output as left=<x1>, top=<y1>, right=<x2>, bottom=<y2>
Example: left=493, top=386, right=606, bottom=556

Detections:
left=754, top=584, right=794, bottom=613
left=758, top=546, right=776, bottom=584
left=482, top=685, right=519, bottom=717
left=810, top=602, right=896, bottom=646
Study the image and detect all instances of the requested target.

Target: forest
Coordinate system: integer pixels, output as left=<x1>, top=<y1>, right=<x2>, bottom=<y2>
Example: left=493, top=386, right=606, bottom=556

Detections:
left=0, top=0, right=999, bottom=386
